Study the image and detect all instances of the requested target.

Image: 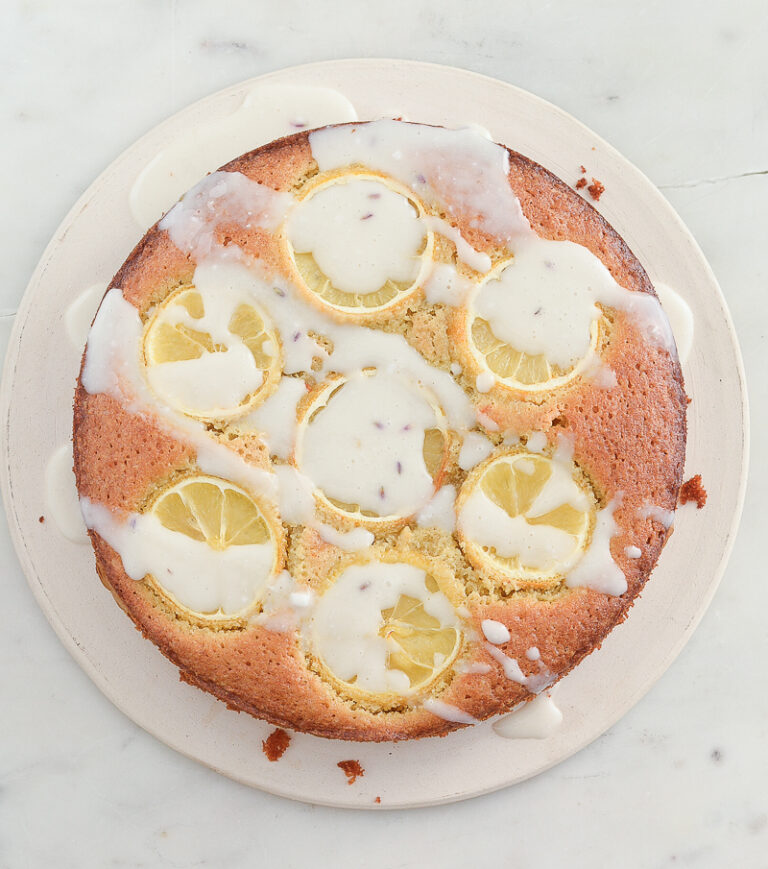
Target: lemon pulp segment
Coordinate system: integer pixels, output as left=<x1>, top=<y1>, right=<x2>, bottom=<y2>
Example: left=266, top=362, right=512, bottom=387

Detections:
left=380, top=594, right=460, bottom=690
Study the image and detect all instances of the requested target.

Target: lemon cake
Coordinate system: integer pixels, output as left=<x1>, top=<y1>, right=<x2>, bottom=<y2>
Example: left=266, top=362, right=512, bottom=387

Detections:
left=73, top=120, right=687, bottom=740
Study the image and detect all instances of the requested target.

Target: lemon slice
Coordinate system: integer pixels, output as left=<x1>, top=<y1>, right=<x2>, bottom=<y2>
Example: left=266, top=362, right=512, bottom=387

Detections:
left=308, top=555, right=463, bottom=703
left=457, top=449, right=595, bottom=588
left=465, top=260, right=602, bottom=392
left=143, top=285, right=281, bottom=420
left=294, top=372, right=449, bottom=527
left=145, top=474, right=280, bottom=620
left=284, top=172, right=434, bottom=319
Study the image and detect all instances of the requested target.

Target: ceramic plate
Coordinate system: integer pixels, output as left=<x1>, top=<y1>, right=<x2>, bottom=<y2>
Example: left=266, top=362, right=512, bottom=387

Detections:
left=0, top=59, right=748, bottom=809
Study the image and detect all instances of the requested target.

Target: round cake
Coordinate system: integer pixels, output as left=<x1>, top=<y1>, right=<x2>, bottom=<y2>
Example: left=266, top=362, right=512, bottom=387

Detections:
left=73, top=120, right=686, bottom=741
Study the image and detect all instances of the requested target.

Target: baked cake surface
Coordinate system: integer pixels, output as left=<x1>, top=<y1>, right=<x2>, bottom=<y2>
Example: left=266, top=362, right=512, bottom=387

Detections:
left=73, top=120, right=686, bottom=740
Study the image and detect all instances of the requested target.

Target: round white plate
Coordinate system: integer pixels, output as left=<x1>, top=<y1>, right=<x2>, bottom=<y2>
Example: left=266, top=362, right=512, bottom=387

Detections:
left=0, top=59, right=748, bottom=809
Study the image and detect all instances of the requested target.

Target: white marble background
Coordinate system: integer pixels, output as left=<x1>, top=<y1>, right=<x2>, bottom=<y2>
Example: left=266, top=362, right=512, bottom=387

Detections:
left=1, top=1, right=766, bottom=866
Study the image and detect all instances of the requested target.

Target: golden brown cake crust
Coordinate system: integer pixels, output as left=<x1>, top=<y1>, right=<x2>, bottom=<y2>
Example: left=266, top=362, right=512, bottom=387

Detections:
left=73, top=123, right=687, bottom=741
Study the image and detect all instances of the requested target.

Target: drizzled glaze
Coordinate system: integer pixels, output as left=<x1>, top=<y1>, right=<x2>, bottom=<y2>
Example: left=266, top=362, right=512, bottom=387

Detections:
left=493, top=691, right=563, bottom=739
left=458, top=431, right=494, bottom=471
left=44, top=444, right=89, bottom=543
left=567, top=499, right=627, bottom=596
left=237, top=376, right=308, bottom=459
left=308, top=120, right=530, bottom=242
left=654, top=282, right=694, bottom=364
left=160, top=172, right=292, bottom=260
left=130, top=84, right=358, bottom=229
left=415, top=484, right=457, bottom=533
left=65, top=284, right=107, bottom=352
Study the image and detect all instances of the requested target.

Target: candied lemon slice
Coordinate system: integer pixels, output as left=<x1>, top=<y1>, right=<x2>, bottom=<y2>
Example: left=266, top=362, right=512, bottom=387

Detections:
left=294, top=372, right=449, bottom=527
left=308, top=555, right=463, bottom=703
left=292, top=252, right=408, bottom=310
left=457, top=449, right=595, bottom=588
left=152, top=476, right=271, bottom=548
left=466, top=260, right=602, bottom=393
left=143, top=285, right=281, bottom=420
left=143, top=474, right=280, bottom=621
left=284, top=172, right=434, bottom=319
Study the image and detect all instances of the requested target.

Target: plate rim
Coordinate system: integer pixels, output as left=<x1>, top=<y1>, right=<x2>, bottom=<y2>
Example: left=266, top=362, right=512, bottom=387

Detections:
left=0, top=58, right=750, bottom=810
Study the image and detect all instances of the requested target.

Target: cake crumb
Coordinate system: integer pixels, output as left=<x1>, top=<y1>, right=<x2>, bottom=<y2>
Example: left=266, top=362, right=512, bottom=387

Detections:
left=38, top=515, right=45, bottom=524
left=374, top=796, right=381, bottom=804
left=579, top=164, right=587, bottom=174
left=575, top=178, right=587, bottom=190
left=262, top=728, right=291, bottom=762
left=338, top=759, right=365, bottom=784
left=679, top=474, right=707, bottom=509
left=587, top=178, right=605, bottom=201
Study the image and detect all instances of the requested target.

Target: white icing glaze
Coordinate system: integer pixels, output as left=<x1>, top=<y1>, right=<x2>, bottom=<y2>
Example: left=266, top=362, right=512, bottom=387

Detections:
left=567, top=499, right=627, bottom=595
left=252, top=569, right=314, bottom=632
left=654, top=282, right=694, bottom=364
left=287, top=177, right=426, bottom=294
left=236, top=376, right=308, bottom=459
left=476, top=410, right=500, bottom=432
left=423, top=263, right=475, bottom=307
left=308, top=119, right=530, bottom=242
left=423, top=699, right=478, bottom=725
left=44, top=443, right=88, bottom=543
left=455, top=660, right=493, bottom=675
left=640, top=504, right=676, bottom=529
left=481, top=619, right=511, bottom=645
left=458, top=431, right=494, bottom=471
left=583, top=355, right=619, bottom=388
left=475, top=371, right=495, bottom=394
left=159, top=171, right=293, bottom=260
left=297, top=372, right=440, bottom=517
left=272, top=464, right=374, bottom=551
left=525, top=646, right=541, bottom=661
left=65, top=284, right=106, bottom=352
left=484, top=643, right=527, bottom=684
left=308, top=561, right=459, bottom=694
left=526, top=431, right=547, bottom=453
left=492, top=691, right=563, bottom=739
left=149, top=345, right=263, bottom=416
left=449, top=362, right=462, bottom=376
left=80, top=497, right=275, bottom=615
left=192, top=255, right=475, bottom=428
left=625, top=545, right=642, bottom=559
left=423, top=215, right=491, bottom=273
left=130, top=84, right=358, bottom=229
left=415, top=484, right=457, bottom=533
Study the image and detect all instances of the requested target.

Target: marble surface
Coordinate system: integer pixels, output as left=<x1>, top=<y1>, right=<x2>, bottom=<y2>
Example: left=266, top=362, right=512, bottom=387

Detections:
left=1, top=1, right=765, bottom=866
